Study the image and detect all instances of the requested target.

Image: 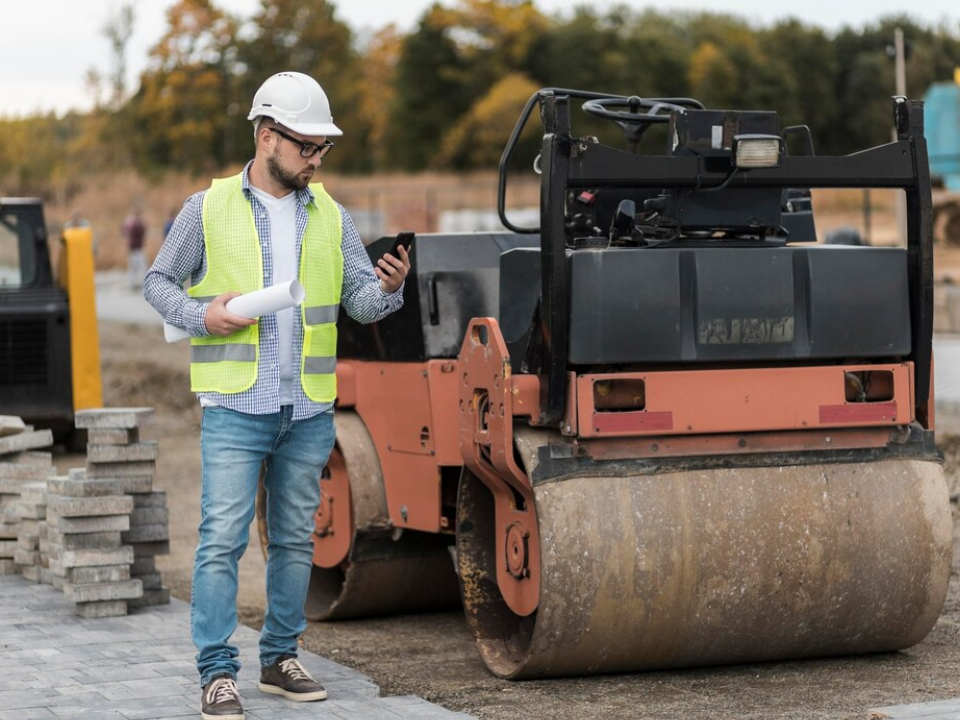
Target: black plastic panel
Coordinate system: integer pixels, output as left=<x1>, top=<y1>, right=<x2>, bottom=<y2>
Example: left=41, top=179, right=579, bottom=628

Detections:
left=563, top=246, right=911, bottom=364
left=0, top=286, right=73, bottom=420
left=338, top=232, right=539, bottom=362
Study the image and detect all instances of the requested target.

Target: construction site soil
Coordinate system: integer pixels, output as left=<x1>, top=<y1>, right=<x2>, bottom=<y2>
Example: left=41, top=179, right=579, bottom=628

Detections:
left=80, top=320, right=960, bottom=720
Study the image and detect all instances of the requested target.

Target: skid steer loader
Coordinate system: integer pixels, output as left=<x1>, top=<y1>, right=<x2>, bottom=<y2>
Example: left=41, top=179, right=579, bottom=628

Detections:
left=0, top=198, right=101, bottom=444
left=258, top=89, right=950, bottom=679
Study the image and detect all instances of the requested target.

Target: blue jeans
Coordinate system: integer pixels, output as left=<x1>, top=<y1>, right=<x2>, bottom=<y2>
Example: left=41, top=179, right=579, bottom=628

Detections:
left=192, top=405, right=335, bottom=687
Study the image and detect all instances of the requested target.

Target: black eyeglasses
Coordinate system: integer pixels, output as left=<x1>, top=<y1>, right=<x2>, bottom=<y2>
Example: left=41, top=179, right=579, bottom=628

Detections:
left=269, top=127, right=334, bottom=159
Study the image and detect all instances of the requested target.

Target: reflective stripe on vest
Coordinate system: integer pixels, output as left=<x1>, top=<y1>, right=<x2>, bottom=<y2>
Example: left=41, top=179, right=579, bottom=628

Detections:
left=299, top=187, right=343, bottom=402
left=188, top=173, right=343, bottom=401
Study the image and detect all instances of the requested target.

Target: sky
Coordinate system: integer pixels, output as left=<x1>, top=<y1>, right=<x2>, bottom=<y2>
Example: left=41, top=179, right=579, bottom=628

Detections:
left=2, top=0, right=960, bottom=118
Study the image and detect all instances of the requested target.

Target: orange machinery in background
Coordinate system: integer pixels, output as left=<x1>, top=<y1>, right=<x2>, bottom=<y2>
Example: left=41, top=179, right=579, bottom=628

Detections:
left=260, top=89, right=949, bottom=679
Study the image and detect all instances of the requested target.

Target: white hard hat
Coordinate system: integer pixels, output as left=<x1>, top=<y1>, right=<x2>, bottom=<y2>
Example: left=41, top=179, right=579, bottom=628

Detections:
left=247, top=71, right=343, bottom=137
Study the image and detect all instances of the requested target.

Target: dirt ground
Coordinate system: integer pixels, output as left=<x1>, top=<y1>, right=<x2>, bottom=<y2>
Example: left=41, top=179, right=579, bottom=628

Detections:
left=83, top=320, right=960, bottom=720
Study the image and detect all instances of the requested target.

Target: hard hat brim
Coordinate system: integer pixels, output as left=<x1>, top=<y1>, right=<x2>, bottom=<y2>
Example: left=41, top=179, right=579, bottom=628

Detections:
left=285, top=121, right=344, bottom=137
left=247, top=110, right=344, bottom=137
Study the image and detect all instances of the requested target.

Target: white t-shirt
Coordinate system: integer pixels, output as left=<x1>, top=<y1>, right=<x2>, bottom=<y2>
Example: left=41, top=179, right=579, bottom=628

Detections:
left=250, top=186, right=298, bottom=405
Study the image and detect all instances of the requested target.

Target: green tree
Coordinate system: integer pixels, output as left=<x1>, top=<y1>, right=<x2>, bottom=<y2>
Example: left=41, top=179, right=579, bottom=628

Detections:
left=356, top=26, right=403, bottom=171
left=235, top=0, right=369, bottom=171
left=764, top=20, right=839, bottom=153
left=436, top=72, right=541, bottom=169
left=387, top=0, right=548, bottom=170
left=131, top=0, right=240, bottom=173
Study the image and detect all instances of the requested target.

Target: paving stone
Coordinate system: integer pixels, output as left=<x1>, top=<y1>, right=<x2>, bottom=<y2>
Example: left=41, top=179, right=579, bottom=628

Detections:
left=17, top=534, right=40, bottom=550
left=67, top=564, right=131, bottom=584
left=65, top=579, right=143, bottom=603
left=0, top=707, right=58, bottom=719
left=50, top=514, right=130, bottom=534
left=21, top=565, right=42, bottom=583
left=0, top=463, right=54, bottom=481
left=127, top=587, right=170, bottom=608
left=0, top=415, right=27, bottom=437
left=130, top=508, right=169, bottom=526
left=133, top=492, right=167, bottom=509
left=132, top=540, right=170, bottom=557
left=133, top=571, right=163, bottom=589
left=86, top=428, right=140, bottom=445
left=0, top=479, right=34, bottom=495
left=118, top=476, right=155, bottom=493
left=122, top=524, right=169, bottom=543
left=75, top=600, right=129, bottom=618
left=130, top=555, right=156, bottom=574
left=86, top=461, right=157, bottom=479
left=87, top=442, right=160, bottom=464
left=10, top=501, right=46, bottom=520
left=1, top=452, right=52, bottom=466
left=49, top=476, right=125, bottom=497
left=21, top=483, right=48, bottom=504
left=47, top=530, right=122, bottom=550
left=47, top=494, right=134, bottom=518
left=58, top=546, right=134, bottom=569
left=0, top=430, right=54, bottom=456
left=74, top=408, right=156, bottom=430
left=19, top=518, right=42, bottom=535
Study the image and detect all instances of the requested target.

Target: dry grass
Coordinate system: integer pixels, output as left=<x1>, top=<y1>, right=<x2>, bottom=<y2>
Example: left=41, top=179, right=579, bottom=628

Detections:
left=41, top=168, right=541, bottom=270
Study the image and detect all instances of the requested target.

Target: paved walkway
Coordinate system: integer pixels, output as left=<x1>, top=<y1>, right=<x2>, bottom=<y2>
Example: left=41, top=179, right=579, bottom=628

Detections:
left=0, top=575, right=474, bottom=720
left=870, top=698, right=960, bottom=719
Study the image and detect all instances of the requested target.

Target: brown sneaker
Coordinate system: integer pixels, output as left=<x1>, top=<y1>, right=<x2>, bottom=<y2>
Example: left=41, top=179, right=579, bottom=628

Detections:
left=201, top=675, right=244, bottom=720
left=259, top=655, right=328, bottom=701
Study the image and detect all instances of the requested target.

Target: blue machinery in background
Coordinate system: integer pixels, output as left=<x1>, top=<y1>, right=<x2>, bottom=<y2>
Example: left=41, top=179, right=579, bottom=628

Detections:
left=925, top=72, right=960, bottom=190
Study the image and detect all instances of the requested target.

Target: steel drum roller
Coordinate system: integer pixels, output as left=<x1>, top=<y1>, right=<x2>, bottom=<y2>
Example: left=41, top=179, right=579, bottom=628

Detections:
left=458, top=433, right=951, bottom=679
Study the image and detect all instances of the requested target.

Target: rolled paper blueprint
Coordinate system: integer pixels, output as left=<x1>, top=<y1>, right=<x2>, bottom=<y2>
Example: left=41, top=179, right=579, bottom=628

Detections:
left=163, top=280, right=306, bottom=343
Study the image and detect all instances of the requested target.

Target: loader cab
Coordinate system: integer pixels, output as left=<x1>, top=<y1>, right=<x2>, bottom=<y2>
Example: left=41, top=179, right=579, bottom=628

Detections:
left=0, top=198, right=100, bottom=444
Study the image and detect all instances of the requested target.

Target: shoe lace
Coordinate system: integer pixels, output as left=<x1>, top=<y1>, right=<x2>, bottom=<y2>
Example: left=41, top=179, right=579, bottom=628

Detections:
left=209, top=677, right=239, bottom=704
left=279, top=657, right=315, bottom=682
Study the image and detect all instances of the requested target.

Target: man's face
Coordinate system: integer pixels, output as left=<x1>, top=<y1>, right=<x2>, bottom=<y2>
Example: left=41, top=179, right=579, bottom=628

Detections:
left=264, top=125, right=329, bottom=191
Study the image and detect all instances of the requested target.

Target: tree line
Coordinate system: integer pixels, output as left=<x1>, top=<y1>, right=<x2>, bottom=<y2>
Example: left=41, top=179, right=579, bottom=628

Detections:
left=2, top=0, right=960, bottom=198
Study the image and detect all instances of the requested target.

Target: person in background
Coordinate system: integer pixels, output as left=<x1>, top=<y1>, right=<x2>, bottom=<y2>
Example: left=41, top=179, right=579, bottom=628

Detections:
left=143, top=71, right=410, bottom=720
left=122, top=207, right=147, bottom=288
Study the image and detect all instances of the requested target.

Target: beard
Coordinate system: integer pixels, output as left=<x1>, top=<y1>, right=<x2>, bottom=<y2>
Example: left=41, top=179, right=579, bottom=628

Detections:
left=267, top=147, right=313, bottom=191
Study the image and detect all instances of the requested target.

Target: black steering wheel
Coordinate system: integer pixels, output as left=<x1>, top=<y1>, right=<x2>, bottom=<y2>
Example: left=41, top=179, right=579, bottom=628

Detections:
left=582, top=96, right=703, bottom=150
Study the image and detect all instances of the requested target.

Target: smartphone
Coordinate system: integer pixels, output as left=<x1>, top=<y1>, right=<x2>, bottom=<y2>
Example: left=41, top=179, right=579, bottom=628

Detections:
left=389, top=231, right=415, bottom=257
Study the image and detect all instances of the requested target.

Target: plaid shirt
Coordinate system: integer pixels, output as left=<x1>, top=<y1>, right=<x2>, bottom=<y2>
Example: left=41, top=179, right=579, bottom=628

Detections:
left=143, top=162, right=403, bottom=420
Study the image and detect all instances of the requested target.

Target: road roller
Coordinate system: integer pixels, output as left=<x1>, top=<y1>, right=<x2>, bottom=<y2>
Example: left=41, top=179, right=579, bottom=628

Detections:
left=259, top=89, right=952, bottom=678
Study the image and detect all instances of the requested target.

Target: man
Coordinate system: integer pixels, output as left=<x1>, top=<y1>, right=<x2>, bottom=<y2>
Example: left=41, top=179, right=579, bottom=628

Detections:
left=144, top=71, right=410, bottom=720
left=123, top=207, right=146, bottom=288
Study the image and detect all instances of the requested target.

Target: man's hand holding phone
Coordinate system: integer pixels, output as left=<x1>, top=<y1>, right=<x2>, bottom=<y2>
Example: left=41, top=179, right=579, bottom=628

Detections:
left=377, top=232, right=413, bottom=293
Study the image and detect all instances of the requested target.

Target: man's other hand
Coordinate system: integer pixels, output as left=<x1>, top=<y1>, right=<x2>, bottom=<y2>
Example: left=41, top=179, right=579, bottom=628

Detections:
left=204, top=292, right=258, bottom=336
left=376, top=244, right=411, bottom=294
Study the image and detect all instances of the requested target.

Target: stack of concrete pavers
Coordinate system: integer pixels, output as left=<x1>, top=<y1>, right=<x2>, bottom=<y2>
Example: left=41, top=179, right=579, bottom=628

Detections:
left=0, top=416, right=54, bottom=576
left=12, top=481, right=48, bottom=582
left=128, top=490, right=172, bottom=608
left=45, top=468, right=142, bottom=617
left=75, top=407, right=171, bottom=609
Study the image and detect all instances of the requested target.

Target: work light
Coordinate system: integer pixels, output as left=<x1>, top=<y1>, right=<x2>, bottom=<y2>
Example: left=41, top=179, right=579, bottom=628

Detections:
left=732, top=134, right=784, bottom=168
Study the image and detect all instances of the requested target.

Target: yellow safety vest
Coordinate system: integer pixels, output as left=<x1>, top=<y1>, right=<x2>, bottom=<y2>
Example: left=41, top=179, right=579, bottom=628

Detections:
left=188, top=173, right=343, bottom=402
